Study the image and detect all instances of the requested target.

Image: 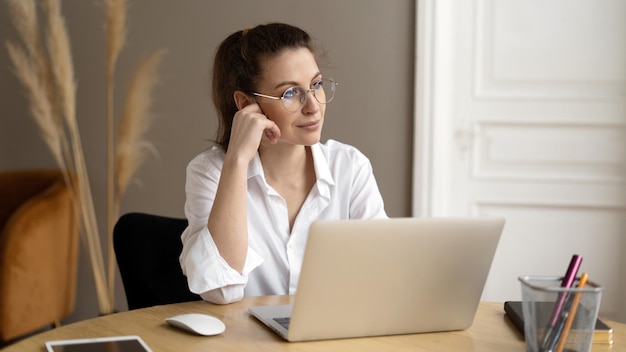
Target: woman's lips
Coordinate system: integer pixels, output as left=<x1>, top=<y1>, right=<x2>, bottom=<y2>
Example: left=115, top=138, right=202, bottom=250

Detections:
left=298, top=120, right=321, bottom=130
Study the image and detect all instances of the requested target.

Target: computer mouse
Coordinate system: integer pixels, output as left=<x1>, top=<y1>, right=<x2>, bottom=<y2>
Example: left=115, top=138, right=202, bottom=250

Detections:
left=165, top=313, right=226, bottom=336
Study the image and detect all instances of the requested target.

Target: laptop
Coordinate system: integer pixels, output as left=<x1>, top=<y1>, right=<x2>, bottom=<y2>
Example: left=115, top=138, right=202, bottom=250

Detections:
left=249, top=217, right=505, bottom=342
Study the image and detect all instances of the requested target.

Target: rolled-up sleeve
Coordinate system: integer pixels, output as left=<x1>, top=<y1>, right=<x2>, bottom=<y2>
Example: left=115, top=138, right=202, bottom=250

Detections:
left=179, top=152, right=263, bottom=304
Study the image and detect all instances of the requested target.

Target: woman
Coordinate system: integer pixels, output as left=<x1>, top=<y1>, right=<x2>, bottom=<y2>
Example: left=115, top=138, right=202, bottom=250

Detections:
left=180, top=23, right=387, bottom=304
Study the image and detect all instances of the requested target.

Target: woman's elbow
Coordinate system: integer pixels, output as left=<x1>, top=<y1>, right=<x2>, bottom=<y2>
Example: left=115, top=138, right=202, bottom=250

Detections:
left=199, top=287, right=244, bottom=305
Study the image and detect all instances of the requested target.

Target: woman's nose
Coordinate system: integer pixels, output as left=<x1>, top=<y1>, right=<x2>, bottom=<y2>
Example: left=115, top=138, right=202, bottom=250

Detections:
left=301, top=91, right=320, bottom=114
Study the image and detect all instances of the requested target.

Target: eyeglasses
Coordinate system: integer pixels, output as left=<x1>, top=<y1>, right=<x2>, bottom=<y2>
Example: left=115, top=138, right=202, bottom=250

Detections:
left=251, top=78, right=338, bottom=112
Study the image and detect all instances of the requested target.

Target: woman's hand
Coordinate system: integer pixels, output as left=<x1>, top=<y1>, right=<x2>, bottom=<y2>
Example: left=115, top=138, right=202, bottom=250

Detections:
left=226, top=103, right=281, bottom=163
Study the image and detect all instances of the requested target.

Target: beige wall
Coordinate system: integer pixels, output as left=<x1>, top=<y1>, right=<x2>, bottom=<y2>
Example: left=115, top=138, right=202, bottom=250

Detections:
left=0, top=1, right=414, bottom=321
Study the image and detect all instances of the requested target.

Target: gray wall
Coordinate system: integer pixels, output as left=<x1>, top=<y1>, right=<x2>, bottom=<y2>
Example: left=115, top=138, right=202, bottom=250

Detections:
left=0, top=1, right=414, bottom=322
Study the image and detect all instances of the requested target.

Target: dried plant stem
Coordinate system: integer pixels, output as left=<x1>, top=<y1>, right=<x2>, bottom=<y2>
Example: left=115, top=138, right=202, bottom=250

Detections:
left=108, top=49, right=165, bottom=301
left=43, top=0, right=112, bottom=314
left=106, top=89, right=115, bottom=307
left=105, top=0, right=127, bottom=307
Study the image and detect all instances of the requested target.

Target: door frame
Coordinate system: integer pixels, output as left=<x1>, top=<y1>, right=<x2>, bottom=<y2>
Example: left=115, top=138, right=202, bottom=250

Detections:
left=413, top=0, right=452, bottom=217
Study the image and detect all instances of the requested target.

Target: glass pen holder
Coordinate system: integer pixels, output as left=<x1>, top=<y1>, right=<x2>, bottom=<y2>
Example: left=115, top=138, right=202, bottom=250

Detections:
left=519, top=276, right=603, bottom=352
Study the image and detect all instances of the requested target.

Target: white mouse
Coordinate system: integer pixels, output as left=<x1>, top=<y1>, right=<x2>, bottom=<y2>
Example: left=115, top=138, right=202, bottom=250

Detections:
left=165, top=313, right=226, bottom=336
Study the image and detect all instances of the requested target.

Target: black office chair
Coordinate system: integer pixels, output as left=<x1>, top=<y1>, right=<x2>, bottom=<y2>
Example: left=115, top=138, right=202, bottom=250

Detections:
left=113, top=212, right=201, bottom=310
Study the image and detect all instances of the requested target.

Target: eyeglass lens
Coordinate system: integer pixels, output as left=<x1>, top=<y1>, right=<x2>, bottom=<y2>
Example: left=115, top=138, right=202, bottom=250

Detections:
left=282, top=78, right=336, bottom=112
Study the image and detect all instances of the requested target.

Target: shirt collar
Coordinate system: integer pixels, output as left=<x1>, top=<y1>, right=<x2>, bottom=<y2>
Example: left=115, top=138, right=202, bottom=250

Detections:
left=247, top=143, right=336, bottom=188
left=310, top=143, right=335, bottom=187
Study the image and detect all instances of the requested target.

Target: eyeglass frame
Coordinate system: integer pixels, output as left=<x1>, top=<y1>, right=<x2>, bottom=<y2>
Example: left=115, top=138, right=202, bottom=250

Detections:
left=250, top=78, right=338, bottom=112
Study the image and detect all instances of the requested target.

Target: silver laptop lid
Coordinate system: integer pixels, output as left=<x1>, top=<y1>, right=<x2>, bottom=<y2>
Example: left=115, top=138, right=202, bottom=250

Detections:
left=286, top=217, right=505, bottom=341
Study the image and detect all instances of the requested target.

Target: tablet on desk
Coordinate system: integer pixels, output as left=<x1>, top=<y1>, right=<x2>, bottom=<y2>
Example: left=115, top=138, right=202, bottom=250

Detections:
left=45, top=335, right=152, bottom=352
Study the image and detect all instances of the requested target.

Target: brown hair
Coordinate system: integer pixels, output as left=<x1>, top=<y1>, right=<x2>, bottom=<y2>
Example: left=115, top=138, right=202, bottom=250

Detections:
left=212, top=23, right=314, bottom=150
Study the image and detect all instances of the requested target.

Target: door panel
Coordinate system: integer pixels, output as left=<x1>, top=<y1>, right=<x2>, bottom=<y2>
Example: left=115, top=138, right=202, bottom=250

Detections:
left=415, top=0, right=626, bottom=319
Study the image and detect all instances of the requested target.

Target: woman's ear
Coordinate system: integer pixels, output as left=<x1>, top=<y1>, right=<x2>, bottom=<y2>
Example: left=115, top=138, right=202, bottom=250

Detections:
left=233, top=91, right=254, bottom=110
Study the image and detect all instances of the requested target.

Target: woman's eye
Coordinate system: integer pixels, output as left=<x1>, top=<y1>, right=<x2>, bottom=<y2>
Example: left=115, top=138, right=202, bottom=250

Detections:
left=283, top=88, right=299, bottom=99
left=312, top=80, right=323, bottom=90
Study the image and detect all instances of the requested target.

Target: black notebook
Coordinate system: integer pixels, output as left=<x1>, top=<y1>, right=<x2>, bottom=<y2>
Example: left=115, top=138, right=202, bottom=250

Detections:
left=503, top=301, right=614, bottom=345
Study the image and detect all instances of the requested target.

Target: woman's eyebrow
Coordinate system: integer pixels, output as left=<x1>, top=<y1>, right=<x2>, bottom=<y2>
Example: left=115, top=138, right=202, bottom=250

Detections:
left=274, top=80, right=299, bottom=90
left=273, top=72, right=322, bottom=90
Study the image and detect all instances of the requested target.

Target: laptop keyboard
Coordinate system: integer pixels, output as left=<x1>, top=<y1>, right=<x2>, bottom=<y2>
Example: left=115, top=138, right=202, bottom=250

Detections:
left=273, top=317, right=291, bottom=329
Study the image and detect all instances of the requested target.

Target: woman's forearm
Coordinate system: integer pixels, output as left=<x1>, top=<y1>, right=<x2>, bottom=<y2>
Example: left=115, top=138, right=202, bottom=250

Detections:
left=208, top=155, right=249, bottom=273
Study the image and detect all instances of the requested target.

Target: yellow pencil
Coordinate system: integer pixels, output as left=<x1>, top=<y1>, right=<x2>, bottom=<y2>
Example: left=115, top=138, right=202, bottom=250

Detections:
left=555, top=273, right=589, bottom=352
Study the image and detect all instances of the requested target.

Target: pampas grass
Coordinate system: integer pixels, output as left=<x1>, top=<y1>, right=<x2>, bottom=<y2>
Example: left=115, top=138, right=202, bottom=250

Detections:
left=7, top=0, right=111, bottom=314
left=6, top=42, right=62, bottom=166
left=105, top=0, right=126, bottom=75
left=6, top=0, right=165, bottom=314
left=108, top=49, right=165, bottom=303
left=45, top=0, right=112, bottom=315
left=104, top=0, right=166, bottom=305
left=115, top=50, right=165, bottom=202
left=7, top=0, right=63, bottom=168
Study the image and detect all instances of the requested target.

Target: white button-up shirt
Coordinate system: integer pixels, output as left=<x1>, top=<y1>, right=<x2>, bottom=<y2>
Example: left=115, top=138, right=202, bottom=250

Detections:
left=180, top=140, right=387, bottom=304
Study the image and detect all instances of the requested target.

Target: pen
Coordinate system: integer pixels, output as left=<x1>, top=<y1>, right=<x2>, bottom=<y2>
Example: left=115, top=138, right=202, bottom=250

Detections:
left=545, top=310, right=570, bottom=352
left=555, top=273, right=589, bottom=352
left=551, top=255, right=583, bottom=325
left=540, top=254, right=583, bottom=351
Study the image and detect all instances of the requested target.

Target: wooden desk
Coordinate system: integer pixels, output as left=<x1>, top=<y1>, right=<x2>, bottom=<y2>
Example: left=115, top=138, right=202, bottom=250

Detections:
left=2, top=296, right=624, bottom=351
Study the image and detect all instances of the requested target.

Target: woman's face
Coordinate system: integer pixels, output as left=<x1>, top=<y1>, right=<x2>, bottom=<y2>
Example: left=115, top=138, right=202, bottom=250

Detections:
left=254, top=48, right=326, bottom=147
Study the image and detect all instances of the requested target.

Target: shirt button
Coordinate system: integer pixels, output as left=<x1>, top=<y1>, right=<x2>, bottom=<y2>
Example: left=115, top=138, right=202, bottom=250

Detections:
left=288, top=242, right=294, bottom=250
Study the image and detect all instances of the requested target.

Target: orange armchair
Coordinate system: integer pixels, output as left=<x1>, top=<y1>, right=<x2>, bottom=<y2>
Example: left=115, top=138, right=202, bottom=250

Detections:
left=0, top=169, right=79, bottom=342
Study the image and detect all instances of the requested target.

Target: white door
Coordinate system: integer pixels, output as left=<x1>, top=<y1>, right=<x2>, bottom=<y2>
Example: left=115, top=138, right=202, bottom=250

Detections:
left=414, top=0, right=626, bottom=320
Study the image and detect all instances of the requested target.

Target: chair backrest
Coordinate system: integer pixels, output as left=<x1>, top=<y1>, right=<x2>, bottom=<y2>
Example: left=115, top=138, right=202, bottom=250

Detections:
left=113, top=212, right=201, bottom=310
left=0, top=169, right=79, bottom=342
